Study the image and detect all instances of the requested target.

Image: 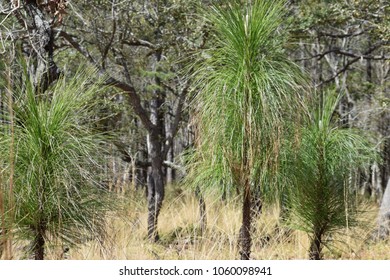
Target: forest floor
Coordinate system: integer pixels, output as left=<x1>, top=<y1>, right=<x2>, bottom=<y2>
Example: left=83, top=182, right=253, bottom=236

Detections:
left=40, top=185, right=390, bottom=260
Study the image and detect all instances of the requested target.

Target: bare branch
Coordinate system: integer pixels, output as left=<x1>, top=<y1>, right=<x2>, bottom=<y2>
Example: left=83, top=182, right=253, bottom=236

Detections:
left=316, top=41, right=388, bottom=87
left=296, top=46, right=390, bottom=62
left=58, top=30, right=96, bottom=64
left=59, top=29, right=155, bottom=133
left=122, top=38, right=156, bottom=49
left=105, top=76, right=155, bottom=132
left=113, top=140, right=184, bottom=171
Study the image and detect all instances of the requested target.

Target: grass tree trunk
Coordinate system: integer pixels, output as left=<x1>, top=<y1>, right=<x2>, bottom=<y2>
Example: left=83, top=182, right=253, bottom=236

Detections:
left=239, top=181, right=252, bottom=260
left=309, top=231, right=323, bottom=260
left=33, top=168, right=48, bottom=260
left=33, top=220, right=46, bottom=260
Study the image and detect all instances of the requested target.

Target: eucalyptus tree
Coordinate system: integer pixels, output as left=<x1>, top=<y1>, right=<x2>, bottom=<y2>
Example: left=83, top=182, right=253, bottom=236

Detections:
left=188, top=0, right=306, bottom=260
left=283, top=93, right=374, bottom=260
left=57, top=0, right=205, bottom=241
left=0, top=67, right=112, bottom=260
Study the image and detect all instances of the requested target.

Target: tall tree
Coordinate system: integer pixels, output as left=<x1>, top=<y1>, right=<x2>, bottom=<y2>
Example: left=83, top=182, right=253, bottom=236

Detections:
left=57, top=0, right=203, bottom=241
left=188, top=0, right=306, bottom=259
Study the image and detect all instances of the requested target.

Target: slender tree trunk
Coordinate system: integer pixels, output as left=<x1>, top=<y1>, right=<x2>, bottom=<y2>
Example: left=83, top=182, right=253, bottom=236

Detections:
left=239, top=181, right=252, bottom=260
left=138, top=154, right=148, bottom=196
left=34, top=178, right=47, bottom=259
left=133, top=119, right=148, bottom=195
left=147, top=135, right=165, bottom=242
left=380, top=137, right=390, bottom=196
left=309, top=231, right=322, bottom=260
left=166, top=145, right=176, bottom=184
left=33, top=220, right=46, bottom=260
left=146, top=46, right=166, bottom=242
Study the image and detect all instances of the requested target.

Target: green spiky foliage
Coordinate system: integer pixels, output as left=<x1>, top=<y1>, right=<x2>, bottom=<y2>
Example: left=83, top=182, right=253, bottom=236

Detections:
left=283, top=92, right=375, bottom=260
left=0, top=66, right=113, bottom=259
left=186, top=0, right=307, bottom=259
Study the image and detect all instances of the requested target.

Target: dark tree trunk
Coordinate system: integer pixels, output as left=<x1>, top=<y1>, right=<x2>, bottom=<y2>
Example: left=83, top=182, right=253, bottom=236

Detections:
left=239, top=182, right=252, bottom=260
left=380, top=138, right=390, bottom=195
left=309, top=232, right=322, bottom=260
left=33, top=220, right=46, bottom=260
left=135, top=133, right=148, bottom=196
left=147, top=134, right=165, bottom=242
left=146, top=46, right=166, bottom=242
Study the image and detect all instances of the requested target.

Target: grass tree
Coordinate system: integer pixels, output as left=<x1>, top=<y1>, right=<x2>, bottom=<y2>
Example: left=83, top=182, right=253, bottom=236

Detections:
left=283, top=92, right=374, bottom=260
left=187, top=0, right=306, bottom=259
left=0, top=66, right=112, bottom=260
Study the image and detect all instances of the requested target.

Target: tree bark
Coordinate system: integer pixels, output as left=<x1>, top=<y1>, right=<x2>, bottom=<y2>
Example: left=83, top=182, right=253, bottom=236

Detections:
left=25, top=1, right=60, bottom=93
left=146, top=46, right=167, bottom=242
left=380, top=138, right=390, bottom=196
left=166, top=144, right=176, bottom=184
left=147, top=133, right=165, bottom=242
left=136, top=146, right=148, bottom=196
left=239, top=182, right=252, bottom=260
left=33, top=219, right=46, bottom=260
left=309, top=233, right=322, bottom=260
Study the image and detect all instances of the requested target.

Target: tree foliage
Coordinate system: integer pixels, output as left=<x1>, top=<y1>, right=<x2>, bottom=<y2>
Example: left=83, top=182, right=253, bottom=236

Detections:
left=188, top=0, right=306, bottom=197
left=284, top=92, right=375, bottom=259
left=0, top=65, right=112, bottom=259
left=187, top=0, right=307, bottom=259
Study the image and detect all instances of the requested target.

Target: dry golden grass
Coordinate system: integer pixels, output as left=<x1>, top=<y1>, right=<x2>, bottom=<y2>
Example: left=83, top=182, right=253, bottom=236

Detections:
left=8, top=186, right=390, bottom=260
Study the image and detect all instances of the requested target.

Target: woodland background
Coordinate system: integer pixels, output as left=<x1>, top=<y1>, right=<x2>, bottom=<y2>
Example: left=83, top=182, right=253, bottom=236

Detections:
left=0, top=0, right=389, bottom=260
